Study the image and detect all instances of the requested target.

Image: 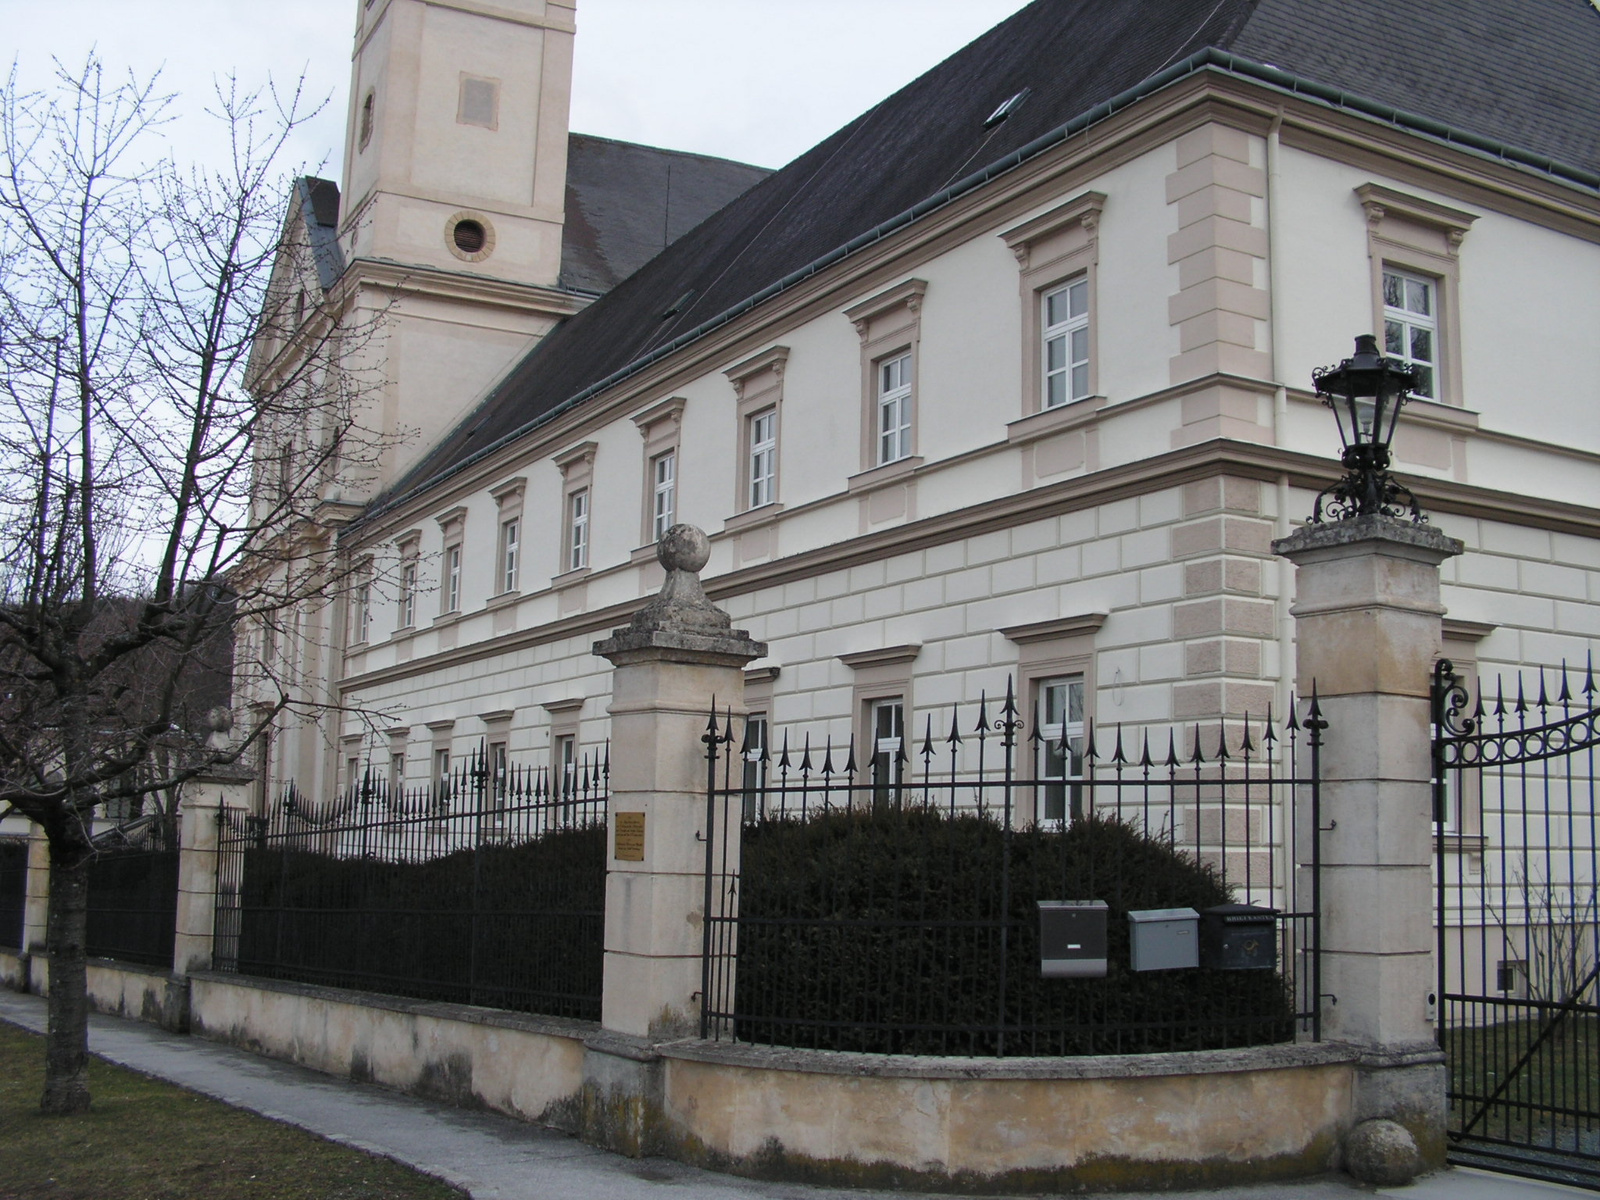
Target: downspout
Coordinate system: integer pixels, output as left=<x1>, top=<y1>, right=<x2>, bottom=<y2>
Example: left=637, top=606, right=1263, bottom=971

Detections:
left=1266, top=110, right=1299, bottom=771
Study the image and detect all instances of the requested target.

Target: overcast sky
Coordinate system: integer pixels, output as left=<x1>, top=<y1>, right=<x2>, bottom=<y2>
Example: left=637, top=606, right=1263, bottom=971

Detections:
left=2, top=1, right=1034, bottom=180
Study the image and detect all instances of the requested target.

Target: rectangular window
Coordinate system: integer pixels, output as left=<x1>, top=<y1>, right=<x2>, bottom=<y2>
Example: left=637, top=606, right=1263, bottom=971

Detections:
left=346, top=755, right=362, bottom=796
left=1037, top=676, right=1086, bottom=824
left=443, top=544, right=462, bottom=613
left=434, top=747, right=452, bottom=795
left=490, top=741, right=509, bottom=813
left=499, top=517, right=520, bottom=594
left=389, top=751, right=406, bottom=793
left=351, top=580, right=371, bottom=644
left=651, top=451, right=676, bottom=542
left=567, top=489, right=589, bottom=571
left=556, top=734, right=577, bottom=798
left=1383, top=269, right=1437, bottom=400
left=869, top=697, right=905, bottom=809
left=742, top=713, right=769, bottom=821
left=877, top=353, right=913, bottom=465
left=748, top=409, right=776, bottom=508
left=399, top=561, right=417, bottom=628
left=1042, top=278, right=1090, bottom=409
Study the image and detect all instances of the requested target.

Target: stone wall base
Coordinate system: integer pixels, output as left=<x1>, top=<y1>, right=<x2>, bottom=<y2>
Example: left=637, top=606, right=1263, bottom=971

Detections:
left=23, top=952, right=189, bottom=1033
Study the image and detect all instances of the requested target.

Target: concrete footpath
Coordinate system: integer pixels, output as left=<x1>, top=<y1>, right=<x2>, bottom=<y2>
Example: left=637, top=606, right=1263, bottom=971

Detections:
left=0, top=991, right=1582, bottom=1200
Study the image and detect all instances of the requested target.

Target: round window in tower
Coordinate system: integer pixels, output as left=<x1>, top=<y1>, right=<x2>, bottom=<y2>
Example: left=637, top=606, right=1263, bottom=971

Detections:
left=445, top=213, right=495, bottom=262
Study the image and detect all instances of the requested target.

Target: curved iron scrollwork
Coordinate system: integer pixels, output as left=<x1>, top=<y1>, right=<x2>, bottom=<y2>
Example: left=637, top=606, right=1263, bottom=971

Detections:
left=1433, top=660, right=1600, bottom=768
left=1311, top=463, right=1424, bottom=524
left=1431, top=659, right=1476, bottom=739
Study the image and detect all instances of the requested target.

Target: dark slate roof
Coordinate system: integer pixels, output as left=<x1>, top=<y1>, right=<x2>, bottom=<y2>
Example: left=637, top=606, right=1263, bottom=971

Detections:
left=560, top=134, right=772, bottom=295
left=297, top=176, right=346, bottom=293
left=384, top=0, right=1600, bottom=505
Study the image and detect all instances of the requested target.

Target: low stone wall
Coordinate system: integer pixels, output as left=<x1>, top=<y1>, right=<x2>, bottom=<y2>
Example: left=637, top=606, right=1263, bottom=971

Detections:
left=187, top=972, right=591, bottom=1129
left=0, top=947, right=25, bottom=992
left=24, top=953, right=189, bottom=1033
left=644, top=1040, right=1360, bottom=1192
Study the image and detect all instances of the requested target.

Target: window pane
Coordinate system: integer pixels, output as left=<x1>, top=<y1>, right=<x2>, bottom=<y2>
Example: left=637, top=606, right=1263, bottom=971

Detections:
left=1070, top=326, right=1088, bottom=366
left=1410, top=326, right=1433, bottom=364
left=1406, top=277, right=1431, bottom=315
left=1068, top=278, right=1087, bottom=319
left=1383, top=272, right=1403, bottom=308
left=1071, top=364, right=1089, bottom=401
left=1046, top=334, right=1065, bottom=371
left=1414, top=364, right=1434, bottom=399
left=1046, top=290, right=1066, bottom=327
left=1385, top=320, right=1404, bottom=356
left=1046, top=372, right=1065, bottom=409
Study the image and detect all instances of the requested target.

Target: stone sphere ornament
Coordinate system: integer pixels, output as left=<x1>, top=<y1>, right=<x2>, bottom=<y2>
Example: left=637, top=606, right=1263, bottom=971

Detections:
left=1343, top=1118, right=1423, bottom=1186
left=657, top=523, right=710, bottom=574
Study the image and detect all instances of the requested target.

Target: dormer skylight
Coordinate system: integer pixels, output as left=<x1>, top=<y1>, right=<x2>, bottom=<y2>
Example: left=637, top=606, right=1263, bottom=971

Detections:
left=984, top=88, right=1031, bottom=129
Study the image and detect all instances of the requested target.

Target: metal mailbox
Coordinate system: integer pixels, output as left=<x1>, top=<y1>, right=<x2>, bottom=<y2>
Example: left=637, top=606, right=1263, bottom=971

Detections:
left=1038, top=900, right=1108, bottom=978
left=1128, top=907, right=1200, bottom=972
left=1200, top=903, right=1278, bottom=971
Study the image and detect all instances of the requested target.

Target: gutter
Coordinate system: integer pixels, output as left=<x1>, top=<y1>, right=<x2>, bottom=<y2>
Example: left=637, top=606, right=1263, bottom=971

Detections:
left=345, top=48, right=1599, bottom=539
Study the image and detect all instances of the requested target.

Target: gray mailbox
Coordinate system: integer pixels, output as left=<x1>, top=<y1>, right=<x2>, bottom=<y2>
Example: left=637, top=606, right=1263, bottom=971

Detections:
left=1200, top=903, right=1278, bottom=971
left=1128, top=907, right=1200, bottom=972
left=1038, top=900, right=1108, bottom=978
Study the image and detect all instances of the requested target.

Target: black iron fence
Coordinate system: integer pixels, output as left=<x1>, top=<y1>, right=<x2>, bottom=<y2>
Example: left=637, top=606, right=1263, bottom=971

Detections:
left=1434, top=658, right=1600, bottom=1186
left=85, top=816, right=179, bottom=968
left=0, top=837, right=27, bottom=950
left=703, top=682, right=1324, bottom=1056
left=215, top=742, right=609, bottom=1021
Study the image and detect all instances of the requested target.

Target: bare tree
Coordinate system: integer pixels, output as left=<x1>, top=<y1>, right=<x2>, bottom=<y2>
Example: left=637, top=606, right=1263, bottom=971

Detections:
left=0, top=56, right=389, bottom=1113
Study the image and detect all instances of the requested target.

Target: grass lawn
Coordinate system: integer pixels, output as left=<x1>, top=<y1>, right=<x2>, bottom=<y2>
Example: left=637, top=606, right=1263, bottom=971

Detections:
left=0, top=1021, right=466, bottom=1200
left=1445, top=1013, right=1600, bottom=1147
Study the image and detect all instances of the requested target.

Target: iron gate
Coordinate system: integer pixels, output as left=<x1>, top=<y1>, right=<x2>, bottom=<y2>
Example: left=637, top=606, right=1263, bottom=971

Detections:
left=1434, top=658, right=1600, bottom=1187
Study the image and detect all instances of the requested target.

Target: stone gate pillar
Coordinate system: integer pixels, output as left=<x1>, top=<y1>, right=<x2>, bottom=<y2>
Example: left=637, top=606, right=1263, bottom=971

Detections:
left=1274, top=513, right=1462, bottom=1178
left=593, top=526, right=764, bottom=1040
left=173, top=771, right=253, bottom=976
left=22, top=823, right=50, bottom=987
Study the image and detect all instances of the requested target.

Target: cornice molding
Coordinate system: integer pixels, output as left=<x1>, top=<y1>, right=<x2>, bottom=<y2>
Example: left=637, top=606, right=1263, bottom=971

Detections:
left=838, top=645, right=922, bottom=671
left=842, top=277, right=927, bottom=340
left=1001, top=613, right=1109, bottom=645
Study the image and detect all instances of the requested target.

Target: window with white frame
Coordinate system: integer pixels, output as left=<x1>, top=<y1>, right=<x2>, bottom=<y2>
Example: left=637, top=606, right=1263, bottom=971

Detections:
left=1042, top=278, right=1090, bottom=409
left=490, top=740, right=509, bottom=813
left=443, top=543, right=462, bottom=613
left=651, top=450, right=676, bottom=541
left=434, top=747, right=452, bottom=794
left=350, top=578, right=371, bottom=645
left=556, top=734, right=577, bottom=798
left=748, top=409, right=777, bottom=508
left=1036, top=676, right=1086, bottom=825
left=499, top=517, right=520, bottom=594
left=399, top=559, right=417, bottom=628
left=1383, top=268, right=1437, bottom=400
left=877, top=353, right=913, bottom=465
left=389, top=750, right=406, bottom=793
left=742, top=713, right=769, bottom=821
left=869, top=697, right=905, bottom=808
left=567, top=488, right=589, bottom=571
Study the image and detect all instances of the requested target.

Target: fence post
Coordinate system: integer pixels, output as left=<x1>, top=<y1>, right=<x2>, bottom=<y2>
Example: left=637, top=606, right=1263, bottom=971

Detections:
left=593, top=526, right=764, bottom=1041
left=1274, top=513, right=1462, bottom=1180
left=173, top=770, right=253, bottom=977
left=22, top=823, right=50, bottom=989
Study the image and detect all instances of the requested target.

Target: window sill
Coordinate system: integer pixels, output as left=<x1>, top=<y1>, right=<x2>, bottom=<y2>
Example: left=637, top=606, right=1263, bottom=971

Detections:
left=432, top=611, right=463, bottom=628
left=389, top=625, right=416, bottom=641
left=485, top=590, right=521, bottom=611
left=630, top=544, right=661, bottom=566
left=723, top=503, right=784, bottom=534
left=847, top=456, right=923, bottom=494
left=552, top=566, right=591, bottom=589
left=1007, top=395, right=1106, bottom=445
left=1436, top=832, right=1486, bottom=856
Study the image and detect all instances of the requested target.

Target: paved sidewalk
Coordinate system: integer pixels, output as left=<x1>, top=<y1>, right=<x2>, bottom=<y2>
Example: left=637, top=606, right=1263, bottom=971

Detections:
left=0, top=990, right=1582, bottom=1200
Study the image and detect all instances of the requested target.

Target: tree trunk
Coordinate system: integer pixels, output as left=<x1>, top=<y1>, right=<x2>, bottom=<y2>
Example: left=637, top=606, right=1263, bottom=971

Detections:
left=41, top=836, right=92, bottom=1115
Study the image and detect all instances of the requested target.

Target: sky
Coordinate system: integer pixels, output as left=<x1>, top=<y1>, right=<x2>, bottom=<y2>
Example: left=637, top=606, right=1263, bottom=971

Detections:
left=1, top=0, right=1035, bottom=181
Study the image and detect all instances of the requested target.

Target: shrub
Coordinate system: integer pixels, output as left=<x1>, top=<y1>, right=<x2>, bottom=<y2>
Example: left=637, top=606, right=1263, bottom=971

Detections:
left=733, top=809, right=1293, bottom=1055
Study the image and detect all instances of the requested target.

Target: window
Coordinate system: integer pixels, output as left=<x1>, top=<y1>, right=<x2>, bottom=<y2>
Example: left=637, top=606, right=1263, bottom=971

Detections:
left=443, top=544, right=462, bottom=613
left=359, top=91, right=375, bottom=150
left=388, top=751, right=406, bottom=794
left=350, top=574, right=371, bottom=645
left=869, top=698, right=905, bottom=809
left=489, top=741, right=509, bottom=813
left=399, top=560, right=417, bottom=628
left=1042, top=278, right=1090, bottom=409
left=1383, top=269, right=1437, bottom=400
left=499, top=518, right=520, bottom=594
left=434, top=747, right=452, bottom=794
left=556, top=734, right=577, bottom=798
left=567, top=488, right=589, bottom=571
left=1037, top=676, right=1086, bottom=825
left=346, top=755, right=362, bottom=796
left=748, top=410, right=776, bottom=509
left=877, top=354, right=913, bottom=465
left=651, top=451, right=676, bottom=541
left=742, top=714, right=769, bottom=821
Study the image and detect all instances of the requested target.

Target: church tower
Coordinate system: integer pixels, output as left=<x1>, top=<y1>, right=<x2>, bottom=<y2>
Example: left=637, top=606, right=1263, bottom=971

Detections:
left=334, top=0, right=585, bottom=490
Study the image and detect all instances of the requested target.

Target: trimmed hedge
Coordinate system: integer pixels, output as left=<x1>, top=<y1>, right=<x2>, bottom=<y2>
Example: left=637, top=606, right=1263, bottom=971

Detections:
left=734, top=809, right=1294, bottom=1056
left=234, top=823, right=605, bottom=1020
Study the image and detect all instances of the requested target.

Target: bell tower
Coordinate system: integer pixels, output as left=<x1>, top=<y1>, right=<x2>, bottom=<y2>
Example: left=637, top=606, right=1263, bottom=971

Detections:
left=340, top=0, right=576, bottom=286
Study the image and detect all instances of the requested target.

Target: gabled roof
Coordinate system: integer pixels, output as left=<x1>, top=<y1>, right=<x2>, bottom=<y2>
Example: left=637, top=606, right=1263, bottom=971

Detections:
left=297, top=176, right=345, bottom=293
left=386, top=0, right=1600, bottom=508
left=560, top=134, right=771, bottom=295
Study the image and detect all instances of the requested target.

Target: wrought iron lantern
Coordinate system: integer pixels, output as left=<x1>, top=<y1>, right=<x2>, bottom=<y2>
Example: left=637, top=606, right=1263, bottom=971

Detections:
left=1309, top=334, right=1423, bottom=522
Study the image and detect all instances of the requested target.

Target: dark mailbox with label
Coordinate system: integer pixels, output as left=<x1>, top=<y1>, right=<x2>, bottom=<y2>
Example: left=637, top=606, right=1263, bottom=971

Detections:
left=1200, top=903, right=1278, bottom=971
left=1038, top=900, right=1108, bottom=978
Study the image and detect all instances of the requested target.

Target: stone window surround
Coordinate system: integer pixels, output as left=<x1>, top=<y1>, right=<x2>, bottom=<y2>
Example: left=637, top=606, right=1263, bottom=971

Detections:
left=340, top=733, right=365, bottom=792
left=434, top=506, right=467, bottom=621
left=631, top=397, right=687, bottom=558
left=1002, top=612, right=1106, bottom=826
left=1356, top=183, right=1477, bottom=408
left=1438, top=617, right=1495, bottom=856
left=347, top=556, right=375, bottom=648
left=542, top=697, right=584, bottom=777
left=426, top=719, right=456, bottom=786
left=394, top=528, right=421, bottom=633
left=1000, top=191, right=1106, bottom=420
left=386, top=726, right=409, bottom=791
left=554, top=442, right=597, bottom=586
left=839, top=645, right=921, bottom=790
left=490, top=476, right=527, bottom=598
left=725, top=346, right=788, bottom=518
left=843, top=279, right=927, bottom=481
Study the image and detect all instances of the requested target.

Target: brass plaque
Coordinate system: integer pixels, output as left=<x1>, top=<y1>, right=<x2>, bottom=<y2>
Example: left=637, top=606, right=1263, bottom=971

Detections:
left=614, top=812, right=646, bottom=862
